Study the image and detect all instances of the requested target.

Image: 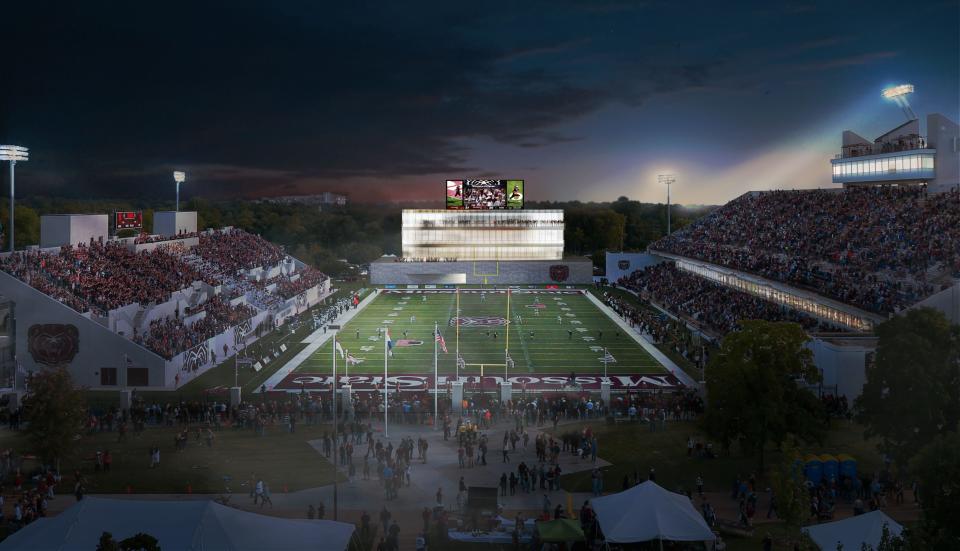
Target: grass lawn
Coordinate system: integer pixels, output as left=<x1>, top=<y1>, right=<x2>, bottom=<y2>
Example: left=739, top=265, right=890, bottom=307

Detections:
left=556, top=419, right=880, bottom=495
left=553, top=419, right=882, bottom=550
left=34, top=423, right=339, bottom=494
left=294, top=289, right=666, bottom=377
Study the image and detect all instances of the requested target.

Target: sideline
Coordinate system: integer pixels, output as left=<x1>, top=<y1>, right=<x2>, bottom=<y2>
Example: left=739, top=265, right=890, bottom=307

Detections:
left=583, top=290, right=700, bottom=389
left=257, top=290, right=381, bottom=392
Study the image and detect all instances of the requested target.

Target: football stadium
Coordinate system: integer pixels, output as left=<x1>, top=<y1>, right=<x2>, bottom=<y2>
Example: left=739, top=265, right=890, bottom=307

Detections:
left=2, top=4, right=960, bottom=547
left=270, top=288, right=682, bottom=393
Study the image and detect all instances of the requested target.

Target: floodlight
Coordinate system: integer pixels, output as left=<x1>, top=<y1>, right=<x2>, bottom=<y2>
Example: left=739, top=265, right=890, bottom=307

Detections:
left=0, top=145, right=29, bottom=252
left=0, top=145, right=29, bottom=162
left=173, top=171, right=186, bottom=211
left=658, top=174, right=676, bottom=235
left=881, top=84, right=914, bottom=99
left=881, top=84, right=916, bottom=120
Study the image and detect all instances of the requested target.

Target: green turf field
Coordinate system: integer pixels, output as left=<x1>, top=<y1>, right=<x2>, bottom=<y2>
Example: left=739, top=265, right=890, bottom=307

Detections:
left=295, top=289, right=665, bottom=375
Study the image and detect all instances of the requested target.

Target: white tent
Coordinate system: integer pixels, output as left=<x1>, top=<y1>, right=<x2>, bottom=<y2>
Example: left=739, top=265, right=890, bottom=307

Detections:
left=590, top=480, right=715, bottom=543
left=0, top=497, right=355, bottom=551
left=802, top=510, right=904, bottom=551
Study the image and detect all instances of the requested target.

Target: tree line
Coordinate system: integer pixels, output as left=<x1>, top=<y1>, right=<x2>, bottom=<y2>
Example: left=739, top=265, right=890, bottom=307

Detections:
left=4, top=196, right=712, bottom=275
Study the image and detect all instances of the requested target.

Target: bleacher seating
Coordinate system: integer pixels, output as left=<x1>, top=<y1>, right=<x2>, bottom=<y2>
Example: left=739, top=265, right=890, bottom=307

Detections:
left=619, top=262, right=839, bottom=335
left=650, top=186, right=960, bottom=314
left=0, top=228, right=328, bottom=360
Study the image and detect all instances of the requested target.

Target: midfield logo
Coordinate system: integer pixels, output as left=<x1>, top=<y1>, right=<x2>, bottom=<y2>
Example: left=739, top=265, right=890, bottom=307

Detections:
left=448, top=316, right=508, bottom=327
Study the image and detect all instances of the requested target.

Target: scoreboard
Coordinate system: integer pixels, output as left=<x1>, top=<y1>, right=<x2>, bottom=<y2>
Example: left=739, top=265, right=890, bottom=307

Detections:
left=115, top=211, right=143, bottom=230
left=446, top=179, right=524, bottom=210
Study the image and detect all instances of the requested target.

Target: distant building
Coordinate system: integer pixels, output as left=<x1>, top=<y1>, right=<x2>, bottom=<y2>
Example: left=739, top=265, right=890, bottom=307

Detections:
left=371, top=209, right=592, bottom=284
left=831, top=113, right=959, bottom=193
left=258, top=192, right=348, bottom=208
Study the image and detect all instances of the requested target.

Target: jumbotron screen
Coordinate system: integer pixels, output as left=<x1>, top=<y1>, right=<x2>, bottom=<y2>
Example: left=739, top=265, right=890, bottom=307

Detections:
left=114, top=211, right=143, bottom=230
left=446, top=179, right=524, bottom=210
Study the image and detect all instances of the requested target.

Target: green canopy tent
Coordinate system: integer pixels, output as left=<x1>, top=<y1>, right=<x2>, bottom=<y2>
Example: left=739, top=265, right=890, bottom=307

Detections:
left=536, top=518, right=586, bottom=543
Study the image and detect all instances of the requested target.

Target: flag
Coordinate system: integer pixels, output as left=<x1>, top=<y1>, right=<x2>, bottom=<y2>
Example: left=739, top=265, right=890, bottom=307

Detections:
left=435, top=329, right=448, bottom=353
left=385, top=328, right=394, bottom=356
left=335, top=339, right=346, bottom=359
left=599, top=350, right=617, bottom=363
left=346, top=354, right=362, bottom=365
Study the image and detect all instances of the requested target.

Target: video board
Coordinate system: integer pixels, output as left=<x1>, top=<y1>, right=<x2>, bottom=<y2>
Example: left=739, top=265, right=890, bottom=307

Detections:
left=446, top=179, right=524, bottom=210
left=114, top=211, right=143, bottom=230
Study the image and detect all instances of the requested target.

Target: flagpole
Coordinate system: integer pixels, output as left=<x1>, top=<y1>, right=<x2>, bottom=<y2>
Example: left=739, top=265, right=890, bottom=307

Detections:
left=505, top=289, right=510, bottom=380
left=604, top=346, right=608, bottom=378
left=383, top=326, right=389, bottom=439
left=455, top=288, right=460, bottom=380
left=433, top=321, right=438, bottom=430
left=332, top=333, right=338, bottom=521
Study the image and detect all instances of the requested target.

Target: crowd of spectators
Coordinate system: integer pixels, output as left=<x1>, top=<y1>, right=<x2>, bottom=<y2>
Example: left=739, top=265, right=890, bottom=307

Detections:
left=620, top=262, right=839, bottom=335
left=275, top=267, right=327, bottom=300
left=0, top=242, right=212, bottom=316
left=602, top=292, right=709, bottom=367
left=134, top=297, right=257, bottom=359
left=196, top=230, right=286, bottom=273
left=650, top=186, right=960, bottom=313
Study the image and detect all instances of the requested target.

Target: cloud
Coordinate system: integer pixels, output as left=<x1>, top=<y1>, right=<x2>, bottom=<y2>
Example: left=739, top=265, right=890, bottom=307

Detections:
left=794, top=51, right=899, bottom=72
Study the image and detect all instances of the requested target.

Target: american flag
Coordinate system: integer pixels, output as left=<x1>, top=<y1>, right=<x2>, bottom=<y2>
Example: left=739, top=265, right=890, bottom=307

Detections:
left=435, top=329, right=448, bottom=353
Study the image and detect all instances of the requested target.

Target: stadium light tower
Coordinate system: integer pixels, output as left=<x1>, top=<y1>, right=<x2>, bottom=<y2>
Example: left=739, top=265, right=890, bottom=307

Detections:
left=658, top=174, right=676, bottom=235
left=882, top=84, right=917, bottom=121
left=173, top=171, right=186, bottom=211
left=0, top=145, right=29, bottom=252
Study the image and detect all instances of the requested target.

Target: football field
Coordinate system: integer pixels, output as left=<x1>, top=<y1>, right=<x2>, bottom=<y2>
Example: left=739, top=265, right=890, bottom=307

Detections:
left=291, top=289, right=666, bottom=379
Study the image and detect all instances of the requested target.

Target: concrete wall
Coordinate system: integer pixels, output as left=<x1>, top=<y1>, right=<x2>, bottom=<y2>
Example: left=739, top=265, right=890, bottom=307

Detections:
left=40, top=214, right=109, bottom=248
left=370, top=258, right=593, bottom=285
left=911, top=279, right=960, bottom=323
left=0, top=270, right=168, bottom=388
left=928, top=113, right=960, bottom=193
left=808, top=338, right=872, bottom=399
left=604, top=252, right=665, bottom=282
left=154, top=211, right=198, bottom=236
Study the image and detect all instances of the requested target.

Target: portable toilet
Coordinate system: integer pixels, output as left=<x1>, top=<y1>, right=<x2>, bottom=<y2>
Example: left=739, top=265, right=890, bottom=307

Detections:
left=838, top=454, right=857, bottom=480
left=820, top=454, right=839, bottom=483
left=804, top=454, right=823, bottom=484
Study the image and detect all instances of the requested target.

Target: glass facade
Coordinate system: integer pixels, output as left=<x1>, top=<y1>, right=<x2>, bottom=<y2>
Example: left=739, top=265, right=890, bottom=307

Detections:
left=831, top=151, right=935, bottom=183
left=675, top=259, right=876, bottom=332
left=402, top=210, right=564, bottom=261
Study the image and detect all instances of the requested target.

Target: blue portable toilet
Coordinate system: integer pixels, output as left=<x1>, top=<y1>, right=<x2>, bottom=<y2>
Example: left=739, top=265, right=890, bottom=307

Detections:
left=838, top=454, right=857, bottom=479
left=804, top=454, right=823, bottom=484
left=820, top=454, right=839, bottom=483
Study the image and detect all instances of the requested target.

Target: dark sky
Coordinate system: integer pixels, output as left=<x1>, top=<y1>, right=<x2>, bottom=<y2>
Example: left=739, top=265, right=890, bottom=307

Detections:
left=2, top=0, right=958, bottom=205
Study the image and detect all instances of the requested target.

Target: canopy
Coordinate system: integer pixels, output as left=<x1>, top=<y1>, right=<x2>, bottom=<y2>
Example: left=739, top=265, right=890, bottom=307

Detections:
left=590, top=481, right=715, bottom=543
left=536, top=518, right=585, bottom=543
left=802, top=510, right=903, bottom=551
left=0, top=497, right=355, bottom=551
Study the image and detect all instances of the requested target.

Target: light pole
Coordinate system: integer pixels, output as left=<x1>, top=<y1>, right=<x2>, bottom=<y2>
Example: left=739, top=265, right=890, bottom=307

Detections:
left=0, top=146, right=29, bottom=252
left=173, top=171, right=186, bottom=211
left=658, top=174, right=675, bottom=236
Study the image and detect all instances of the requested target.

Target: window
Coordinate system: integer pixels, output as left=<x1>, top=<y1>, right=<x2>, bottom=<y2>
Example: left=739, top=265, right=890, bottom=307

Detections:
left=127, top=367, right=149, bottom=386
left=100, top=367, right=117, bottom=386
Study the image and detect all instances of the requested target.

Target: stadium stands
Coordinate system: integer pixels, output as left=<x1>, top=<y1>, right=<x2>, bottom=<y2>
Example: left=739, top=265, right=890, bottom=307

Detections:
left=0, top=242, right=210, bottom=315
left=650, top=186, right=960, bottom=314
left=134, top=297, right=258, bottom=359
left=0, top=228, right=328, bottom=361
left=196, top=229, right=286, bottom=273
left=619, top=262, right=841, bottom=335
